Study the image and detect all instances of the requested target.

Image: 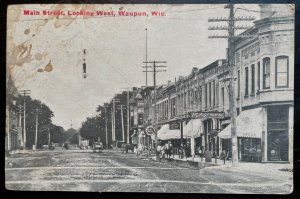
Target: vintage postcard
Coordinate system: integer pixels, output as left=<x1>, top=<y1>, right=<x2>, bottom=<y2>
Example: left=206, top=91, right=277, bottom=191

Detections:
left=5, top=4, right=294, bottom=193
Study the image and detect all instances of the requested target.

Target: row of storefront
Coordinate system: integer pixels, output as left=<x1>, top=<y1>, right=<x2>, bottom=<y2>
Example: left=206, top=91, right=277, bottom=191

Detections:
left=129, top=4, right=293, bottom=163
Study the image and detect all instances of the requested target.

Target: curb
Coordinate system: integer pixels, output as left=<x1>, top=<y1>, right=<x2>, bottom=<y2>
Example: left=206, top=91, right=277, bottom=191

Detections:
left=148, top=156, right=220, bottom=169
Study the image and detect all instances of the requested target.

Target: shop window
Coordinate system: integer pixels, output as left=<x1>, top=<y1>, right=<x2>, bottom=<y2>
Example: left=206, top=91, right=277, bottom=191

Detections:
left=263, top=57, right=270, bottom=89
left=275, top=56, right=289, bottom=88
left=240, top=138, right=262, bottom=162
left=267, top=106, right=289, bottom=161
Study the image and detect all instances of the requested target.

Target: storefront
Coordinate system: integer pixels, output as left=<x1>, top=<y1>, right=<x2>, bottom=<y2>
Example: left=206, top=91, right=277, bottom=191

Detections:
left=266, top=105, right=289, bottom=162
left=239, top=138, right=262, bottom=162
left=218, top=107, right=263, bottom=162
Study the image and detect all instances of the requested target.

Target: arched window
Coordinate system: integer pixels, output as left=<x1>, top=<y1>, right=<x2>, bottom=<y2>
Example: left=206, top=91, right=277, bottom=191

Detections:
left=263, top=57, right=270, bottom=89
left=275, top=56, right=289, bottom=88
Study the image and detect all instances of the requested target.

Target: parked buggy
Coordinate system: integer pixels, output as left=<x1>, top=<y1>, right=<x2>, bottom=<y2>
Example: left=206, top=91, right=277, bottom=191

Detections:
left=92, top=141, right=103, bottom=152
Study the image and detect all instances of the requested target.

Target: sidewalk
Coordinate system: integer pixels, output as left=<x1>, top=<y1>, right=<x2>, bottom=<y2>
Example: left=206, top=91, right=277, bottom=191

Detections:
left=151, top=154, right=293, bottom=175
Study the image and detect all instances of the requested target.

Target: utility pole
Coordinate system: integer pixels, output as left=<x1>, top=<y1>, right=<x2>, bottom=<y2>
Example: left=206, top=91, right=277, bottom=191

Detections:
left=83, top=49, right=87, bottom=78
left=120, top=105, right=125, bottom=142
left=112, top=98, right=120, bottom=146
left=121, top=88, right=132, bottom=144
left=48, top=123, right=51, bottom=149
left=145, top=28, right=148, bottom=86
left=19, top=90, right=30, bottom=149
left=143, top=61, right=167, bottom=147
left=104, top=104, right=109, bottom=149
left=17, top=105, right=23, bottom=148
left=208, top=4, right=255, bottom=167
left=127, top=91, right=130, bottom=144
left=34, top=108, right=40, bottom=150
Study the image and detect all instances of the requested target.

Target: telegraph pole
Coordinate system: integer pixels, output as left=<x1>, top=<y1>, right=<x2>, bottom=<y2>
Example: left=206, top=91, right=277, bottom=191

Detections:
left=34, top=108, right=40, bottom=150
left=145, top=28, right=148, bottom=86
left=48, top=123, right=51, bottom=149
left=208, top=4, right=255, bottom=166
left=112, top=98, right=120, bottom=146
left=17, top=105, right=23, bottom=148
left=20, top=90, right=30, bottom=149
left=143, top=61, right=167, bottom=147
left=127, top=91, right=130, bottom=144
left=121, top=88, right=132, bottom=144
left=120, top=105, right=125, bottom=142
left=104, top=104, right=109, bottom=149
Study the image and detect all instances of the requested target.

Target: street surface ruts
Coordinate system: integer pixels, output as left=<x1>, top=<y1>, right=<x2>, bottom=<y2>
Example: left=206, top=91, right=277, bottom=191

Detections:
left=5, top=150, right=292, bottom=193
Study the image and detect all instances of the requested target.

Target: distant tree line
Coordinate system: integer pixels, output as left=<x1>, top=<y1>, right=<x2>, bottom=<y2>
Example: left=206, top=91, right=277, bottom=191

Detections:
left=15, top=96, right=77, bottom=149
left=79, top=91, right=130, bottom=148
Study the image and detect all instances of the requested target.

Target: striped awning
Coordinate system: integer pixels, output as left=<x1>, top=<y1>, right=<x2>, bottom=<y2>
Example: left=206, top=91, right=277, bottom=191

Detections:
left=183, top=119, right=202, bottom=138
left=218, top=107, right=264, bottom=139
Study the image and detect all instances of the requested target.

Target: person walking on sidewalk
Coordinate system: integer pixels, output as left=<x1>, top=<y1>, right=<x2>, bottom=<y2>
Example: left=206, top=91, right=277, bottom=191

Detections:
left=220, top=150, right=227, bottom=164
left=156, top=144, right=162, bottom=161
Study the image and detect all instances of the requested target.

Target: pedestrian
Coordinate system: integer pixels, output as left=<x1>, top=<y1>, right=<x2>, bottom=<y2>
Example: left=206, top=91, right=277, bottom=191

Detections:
left=156, top=144, right=162, bottom=160
left=220, top=150, right=227, bottom=164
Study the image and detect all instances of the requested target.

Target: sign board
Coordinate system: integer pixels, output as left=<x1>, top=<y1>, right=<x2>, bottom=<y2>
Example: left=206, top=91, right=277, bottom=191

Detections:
left=145, top=126, right=155, bottom=135
left=169, top=122, right=180, bottom=130
left=193, top=111, right=225, bottom=119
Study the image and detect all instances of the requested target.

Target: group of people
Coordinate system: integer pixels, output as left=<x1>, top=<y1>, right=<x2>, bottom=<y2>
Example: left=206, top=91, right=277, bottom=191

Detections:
left=156, top=141, right=174, bottom=160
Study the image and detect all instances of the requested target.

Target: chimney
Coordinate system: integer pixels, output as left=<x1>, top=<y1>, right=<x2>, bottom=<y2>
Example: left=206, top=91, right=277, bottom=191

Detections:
left=167, top=80, right=172, bottom=86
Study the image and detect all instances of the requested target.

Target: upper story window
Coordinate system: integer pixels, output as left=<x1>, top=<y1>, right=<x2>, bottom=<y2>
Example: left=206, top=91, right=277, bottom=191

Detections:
left=209, top=82, right=212, bottom=107
left=245, top=67, right=249, bottom=96
left=213, top=81, right=216, bottom=107
left=205, top=84, right=208, bottom=108
left=257, top=61, right=260, bottom=90
left=237, top=70, right=240, bottom=98
left=275, top=56, right=289, bottom=88
left=221, top=87, right=225, bottom=108
left=263, top=57, right=270, bottom=89
left=251, top=64, right=255, bottom=95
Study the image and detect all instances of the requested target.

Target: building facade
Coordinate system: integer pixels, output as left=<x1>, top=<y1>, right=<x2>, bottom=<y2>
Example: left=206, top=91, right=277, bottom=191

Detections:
left=218, top=4, right=294, bottom=162
left=6, top=73, right=21, bottom=152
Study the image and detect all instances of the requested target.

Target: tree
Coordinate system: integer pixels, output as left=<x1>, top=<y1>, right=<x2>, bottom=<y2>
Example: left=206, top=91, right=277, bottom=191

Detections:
left=79, top=117, right=102, bottom=141
left=51, top=125, right=66, bottom=145
left=15, top=96, right=65, bottom=149
left=70, top=133, right=80, bottom=144
left=64, top=128, right=78, bottom=141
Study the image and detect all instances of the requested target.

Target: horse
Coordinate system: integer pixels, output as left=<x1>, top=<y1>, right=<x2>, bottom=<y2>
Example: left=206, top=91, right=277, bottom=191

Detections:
left=125, top=144, right=135, bottom=153
left=165, top=142, right=174, bottom=159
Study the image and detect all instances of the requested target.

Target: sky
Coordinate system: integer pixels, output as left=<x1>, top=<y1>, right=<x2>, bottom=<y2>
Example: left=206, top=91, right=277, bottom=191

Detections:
left=7, top=4, right=260, bottom=130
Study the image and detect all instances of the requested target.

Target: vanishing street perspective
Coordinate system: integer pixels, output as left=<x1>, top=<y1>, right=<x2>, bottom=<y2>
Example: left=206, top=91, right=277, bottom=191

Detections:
left=6, top=4, right=294, bottom=193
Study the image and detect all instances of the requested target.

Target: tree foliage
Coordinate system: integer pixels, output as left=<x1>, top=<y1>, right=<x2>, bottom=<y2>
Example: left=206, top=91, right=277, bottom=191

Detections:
left=15, top=96, right=66, bottom=148
left=79, top=91, right=131, bottom=148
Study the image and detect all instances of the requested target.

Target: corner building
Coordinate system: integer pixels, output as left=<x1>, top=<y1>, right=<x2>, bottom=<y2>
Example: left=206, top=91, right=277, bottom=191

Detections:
left=218, top=4, right=294, bottom=163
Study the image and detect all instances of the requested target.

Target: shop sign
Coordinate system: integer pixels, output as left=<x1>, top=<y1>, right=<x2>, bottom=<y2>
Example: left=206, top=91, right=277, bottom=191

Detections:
left=169, top=122, right=180, bottom=130
left=193, top=111, right=225, bottom=119
left=221, top=119, right=231, bottom=125
left=145, top=125, right=155, bottom=135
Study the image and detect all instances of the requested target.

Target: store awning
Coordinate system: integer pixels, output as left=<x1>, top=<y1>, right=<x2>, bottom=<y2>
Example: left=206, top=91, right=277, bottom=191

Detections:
left=151, top=124, right=181, bottom=140
left=218, top=107, right=264, bottom=139
left=183, top=118, right=202, bottom=138
left=151, top=124, right=168, bottom=140
left=161, top=129, right=181, bottom=140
